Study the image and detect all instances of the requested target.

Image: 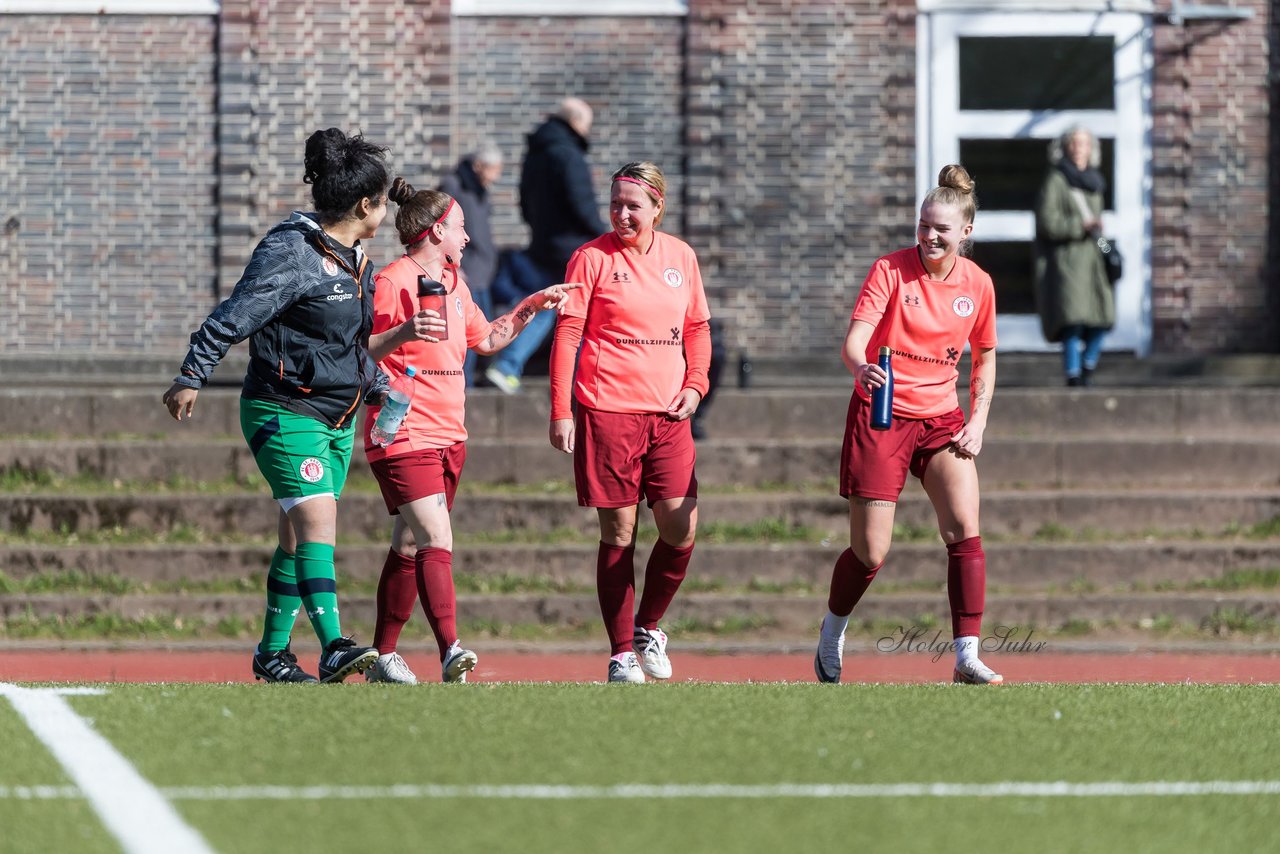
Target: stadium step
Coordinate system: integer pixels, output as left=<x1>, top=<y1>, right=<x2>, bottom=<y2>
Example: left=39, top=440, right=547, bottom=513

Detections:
left=5, top=435, right=1280, bottom=489
left=6, top=386, right=1280, bottom=440
left=3, top=540, right=1279, bottom=592
left=5, top=488, right=1280, bottom=539
left=3, top=591, right=1277, bottom=639
left=3, top=384, right=1280, bottom=649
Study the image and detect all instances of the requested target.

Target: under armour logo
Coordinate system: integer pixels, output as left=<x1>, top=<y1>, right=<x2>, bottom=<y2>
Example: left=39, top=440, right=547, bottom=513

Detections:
left=612, top=271, right=631, bottom=283
left=946, top=347, right=959, bottom=360
left=671, top=327, right=681, bottom=341
left=904, top=294, right=920, bottom=307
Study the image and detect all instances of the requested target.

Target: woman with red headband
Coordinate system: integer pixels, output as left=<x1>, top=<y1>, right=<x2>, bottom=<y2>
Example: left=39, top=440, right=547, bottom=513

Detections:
left=364, top=177, right=579, bottom=684
left=549, top=161, right=712, bottom=684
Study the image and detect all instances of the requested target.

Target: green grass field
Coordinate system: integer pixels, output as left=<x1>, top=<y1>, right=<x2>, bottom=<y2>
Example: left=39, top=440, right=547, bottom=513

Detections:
left=1, top=683, right=1277, bottom=853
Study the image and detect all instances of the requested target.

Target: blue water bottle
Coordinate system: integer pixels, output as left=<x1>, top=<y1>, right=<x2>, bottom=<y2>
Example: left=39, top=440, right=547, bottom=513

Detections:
left=870, top=346, right=893, bottom=431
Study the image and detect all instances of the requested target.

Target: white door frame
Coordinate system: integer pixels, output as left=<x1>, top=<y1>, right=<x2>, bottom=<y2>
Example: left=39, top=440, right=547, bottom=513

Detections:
left=916, top=11, right=1153, bottom=354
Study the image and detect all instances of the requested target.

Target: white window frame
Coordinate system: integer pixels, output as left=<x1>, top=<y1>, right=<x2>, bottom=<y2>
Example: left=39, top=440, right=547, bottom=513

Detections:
left=917, top=11, right=1153, bottom=354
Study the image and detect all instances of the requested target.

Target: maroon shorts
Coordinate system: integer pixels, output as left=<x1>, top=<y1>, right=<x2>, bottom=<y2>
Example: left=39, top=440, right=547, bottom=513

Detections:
left=574, top=407, right=698, bottom=508
left=369, top=443, right=467, bottom=514
left=839, top=394, right=965, bottom=501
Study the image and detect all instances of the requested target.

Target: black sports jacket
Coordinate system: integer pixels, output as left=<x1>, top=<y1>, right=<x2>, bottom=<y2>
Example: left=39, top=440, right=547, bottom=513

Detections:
left=173, top=212, right=389, bottom=429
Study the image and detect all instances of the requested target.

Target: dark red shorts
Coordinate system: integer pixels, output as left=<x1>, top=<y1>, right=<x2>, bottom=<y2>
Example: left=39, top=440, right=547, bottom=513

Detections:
left=369, top=443, right=467, bottom=514
left=574, top=407, right=698, bottom=508
left=839, top=394, right=965, bottom=501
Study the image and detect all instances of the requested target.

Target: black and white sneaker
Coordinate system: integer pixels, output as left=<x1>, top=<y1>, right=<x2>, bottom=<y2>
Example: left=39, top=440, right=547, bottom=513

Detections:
left=318, top=636, right=379, bottom=683
left=252, top=644, right=319, bottom=683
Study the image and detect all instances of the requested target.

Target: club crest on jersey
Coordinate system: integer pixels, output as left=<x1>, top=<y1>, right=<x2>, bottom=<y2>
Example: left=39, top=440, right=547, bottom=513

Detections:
left=299, top=458, right=325, bottom=483
left=663, top=268, right=683, bottom=288
left=323, top=258, right=339, bottom=276
left=952, top=296, right=975, bottom=318
left=455, top=296, right=464, bottom=317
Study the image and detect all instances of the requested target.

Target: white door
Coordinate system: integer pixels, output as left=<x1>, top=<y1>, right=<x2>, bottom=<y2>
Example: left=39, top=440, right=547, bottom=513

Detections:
left=917, top=10, right=1153, bottom=353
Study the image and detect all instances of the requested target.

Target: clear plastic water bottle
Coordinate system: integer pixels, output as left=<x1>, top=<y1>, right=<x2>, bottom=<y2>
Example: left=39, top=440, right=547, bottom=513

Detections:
left=370, top=366, right=417, bottom=448
left=870, top=346, right=893, bottom=431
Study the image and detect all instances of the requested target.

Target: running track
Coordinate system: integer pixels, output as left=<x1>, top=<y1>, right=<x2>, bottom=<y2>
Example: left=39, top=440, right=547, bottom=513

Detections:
left=3, top=651, right=1280, bottom=684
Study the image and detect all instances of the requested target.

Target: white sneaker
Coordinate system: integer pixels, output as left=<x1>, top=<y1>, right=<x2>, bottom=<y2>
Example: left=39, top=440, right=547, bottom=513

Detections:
left=365, top=652, right=418, bottom=684
left=633, top=627, right=672, bottom=680
left=442, top=642, right=478, bottom=683
left=953, top=658, right=1004, bottom=685
left=814, top=616, right=845, bottom=684
left=607, top=652, right=645, bottom=684
left=484, top=366, right=521, bottom=395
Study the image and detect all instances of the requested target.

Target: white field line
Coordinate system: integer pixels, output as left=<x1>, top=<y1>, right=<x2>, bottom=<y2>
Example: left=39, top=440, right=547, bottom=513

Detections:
left=7, top=782, right=1280, bottom=801
left=0, top=684, right=216, bottom=854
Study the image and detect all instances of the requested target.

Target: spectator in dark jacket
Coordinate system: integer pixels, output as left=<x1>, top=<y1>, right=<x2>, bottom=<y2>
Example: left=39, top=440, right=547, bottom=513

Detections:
left=486, top=98, right=607, bottom=394
left=439, top=142, right=503, bottom=386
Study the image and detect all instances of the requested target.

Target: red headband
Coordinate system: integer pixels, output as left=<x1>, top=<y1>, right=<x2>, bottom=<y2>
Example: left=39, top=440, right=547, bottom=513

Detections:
left=409, top=197, right=456, bottom=246
left=614, top=176, right=663, bottom=202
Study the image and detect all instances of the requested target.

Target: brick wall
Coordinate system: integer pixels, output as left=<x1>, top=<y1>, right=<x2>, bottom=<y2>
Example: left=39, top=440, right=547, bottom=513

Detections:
left=1, top=4, right=1276, bottom=362
left=450, top=15, right=685, bottom=257
left=686, top=0, right=918, bottom=358
left=217, top=0, right=452, bottom=307
left=0, top=15, right=217, bottom=356
left=1150, top=0, right=1274, bottom=352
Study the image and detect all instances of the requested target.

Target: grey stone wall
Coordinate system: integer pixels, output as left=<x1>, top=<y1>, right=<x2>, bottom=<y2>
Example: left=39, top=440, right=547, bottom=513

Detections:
left=0, top=15, right=217, bottom=357
left=0, top=1, right=1275, bottom=363
left=1150, top=0, right=1275, bottom=352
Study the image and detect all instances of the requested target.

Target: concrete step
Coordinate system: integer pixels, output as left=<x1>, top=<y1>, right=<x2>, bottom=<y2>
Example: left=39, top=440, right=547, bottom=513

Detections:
left=7, top=351, right=1280, bottom=390
left=746, top=353, right=1280, bottom=390
left=4, top=541, right=1280, bottom=590
left=3, top=590, right=1277, bottom=635
left=4, top=488, right=1280, bottom=540
left=7, top=387, right=1280, bottom=441
left=5, top=436, right=1280, bottom=489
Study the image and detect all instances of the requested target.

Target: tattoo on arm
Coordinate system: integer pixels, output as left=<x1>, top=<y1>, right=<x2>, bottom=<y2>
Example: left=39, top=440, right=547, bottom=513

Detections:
left=435, top=494, right=447, bottom=507
left=514, top=304, right=536, bottom=325
left=971, top=375, right=992, bottom=416
left=855, top=498, right=896, bottom=508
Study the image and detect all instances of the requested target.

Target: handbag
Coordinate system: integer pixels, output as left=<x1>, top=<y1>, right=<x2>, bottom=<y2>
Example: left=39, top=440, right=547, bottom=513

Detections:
left=1070, top=188, right=1123, bottom=285
left=1096, top=236, right=1123, bottom=285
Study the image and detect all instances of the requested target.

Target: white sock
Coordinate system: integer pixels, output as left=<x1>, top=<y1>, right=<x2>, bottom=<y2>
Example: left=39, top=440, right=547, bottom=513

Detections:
left=954, top=635, right=979, bottom=665
left=823, top=611, right=850, bottom=637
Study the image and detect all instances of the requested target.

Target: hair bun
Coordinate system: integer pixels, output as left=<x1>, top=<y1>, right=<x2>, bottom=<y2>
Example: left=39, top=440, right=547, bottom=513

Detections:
left=937, top=164, right=975, bottom=195
left=388, top=176, right=417, bottom=206
left=303, top=127, right=349, bottom=185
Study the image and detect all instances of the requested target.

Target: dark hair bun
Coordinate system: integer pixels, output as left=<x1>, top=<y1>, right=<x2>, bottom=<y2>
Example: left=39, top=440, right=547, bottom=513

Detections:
left=388, top=177, right=417, bottom=206
left=937, top=164, right=975, bottom=195
left=303, top=128, right=349, bottom=185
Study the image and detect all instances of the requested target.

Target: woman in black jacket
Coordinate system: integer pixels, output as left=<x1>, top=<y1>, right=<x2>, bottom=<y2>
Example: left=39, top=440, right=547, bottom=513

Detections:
left=163, top=128, right=393, bottom=684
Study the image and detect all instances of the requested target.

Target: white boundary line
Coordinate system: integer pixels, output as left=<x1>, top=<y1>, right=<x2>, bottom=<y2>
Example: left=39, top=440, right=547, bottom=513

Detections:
left=9, top=781, right=1279, bottom=801
left=161, top=781, right=1280, bottom=799
left=0, top=684, right=216, bottom=854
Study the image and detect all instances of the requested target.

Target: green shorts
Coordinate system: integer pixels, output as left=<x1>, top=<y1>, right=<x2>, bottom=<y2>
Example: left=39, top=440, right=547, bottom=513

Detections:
left=240, top=398, right=354, bottom=501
